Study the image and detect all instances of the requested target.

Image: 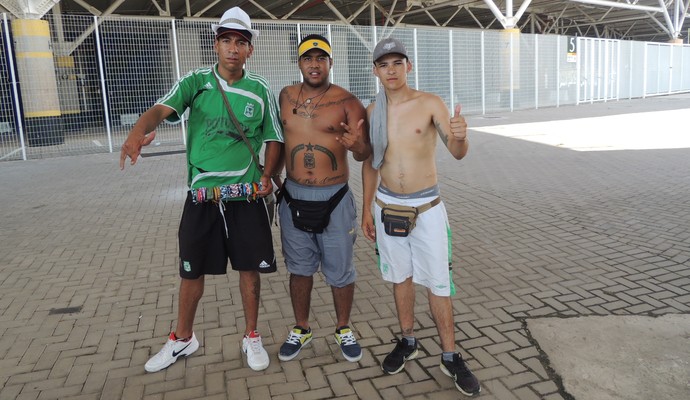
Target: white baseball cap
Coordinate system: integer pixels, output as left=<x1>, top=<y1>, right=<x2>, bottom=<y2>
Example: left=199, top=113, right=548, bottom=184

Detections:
left=211, top=7, right=259, bottom=42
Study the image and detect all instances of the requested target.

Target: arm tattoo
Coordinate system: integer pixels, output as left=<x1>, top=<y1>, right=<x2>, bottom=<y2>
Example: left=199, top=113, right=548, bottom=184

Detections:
left=434, top=118, right=449, bottom=147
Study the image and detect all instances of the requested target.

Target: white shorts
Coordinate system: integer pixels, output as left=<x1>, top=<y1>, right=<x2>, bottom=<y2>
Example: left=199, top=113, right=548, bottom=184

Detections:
left=374, top=190, right=456, bottom=297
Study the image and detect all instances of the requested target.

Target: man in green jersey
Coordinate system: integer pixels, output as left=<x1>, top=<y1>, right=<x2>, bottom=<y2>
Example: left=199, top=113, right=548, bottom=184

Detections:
left=120, top=7, right=283, bottom=373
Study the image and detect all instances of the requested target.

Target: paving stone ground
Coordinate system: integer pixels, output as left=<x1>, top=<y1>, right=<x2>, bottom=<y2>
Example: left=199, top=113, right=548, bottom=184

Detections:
left=1, top=94, right=689, bottom=400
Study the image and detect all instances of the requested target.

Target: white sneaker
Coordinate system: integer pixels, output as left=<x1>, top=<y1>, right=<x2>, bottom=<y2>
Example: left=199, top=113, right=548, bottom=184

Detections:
left=242, top=331, right=270, bottom=371
left=145, top=332, right=199, bottom=372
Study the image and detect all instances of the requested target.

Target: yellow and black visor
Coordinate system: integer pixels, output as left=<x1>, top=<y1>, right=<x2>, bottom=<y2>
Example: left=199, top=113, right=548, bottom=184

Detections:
left=298, top=39, right=332, bottom=58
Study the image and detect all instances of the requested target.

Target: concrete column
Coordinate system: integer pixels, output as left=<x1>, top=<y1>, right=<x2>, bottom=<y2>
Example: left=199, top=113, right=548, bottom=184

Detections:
left=12, top=19, right=64, bottom=146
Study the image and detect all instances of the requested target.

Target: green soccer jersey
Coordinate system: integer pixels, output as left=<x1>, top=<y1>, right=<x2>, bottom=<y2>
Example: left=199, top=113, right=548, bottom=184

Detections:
left=157, top=64, right=283, bottom=197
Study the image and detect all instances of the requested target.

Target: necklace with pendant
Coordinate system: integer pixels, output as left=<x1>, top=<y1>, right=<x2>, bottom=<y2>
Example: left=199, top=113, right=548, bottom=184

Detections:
left=292, top=83, right=332, bottom=117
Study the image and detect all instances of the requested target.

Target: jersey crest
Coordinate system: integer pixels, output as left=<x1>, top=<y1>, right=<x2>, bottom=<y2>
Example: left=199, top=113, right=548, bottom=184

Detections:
left=244, top=102, right=255, bottom=118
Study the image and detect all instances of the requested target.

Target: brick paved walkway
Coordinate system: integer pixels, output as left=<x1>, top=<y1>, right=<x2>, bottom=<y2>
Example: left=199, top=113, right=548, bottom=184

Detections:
left=1, top=94, right=689, bottom=400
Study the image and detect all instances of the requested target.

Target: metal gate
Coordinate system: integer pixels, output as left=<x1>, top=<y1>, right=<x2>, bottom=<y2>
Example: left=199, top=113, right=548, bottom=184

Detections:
left=645, top=42, right=681, bottom=95
left=578, top=37, right=620, bottom=103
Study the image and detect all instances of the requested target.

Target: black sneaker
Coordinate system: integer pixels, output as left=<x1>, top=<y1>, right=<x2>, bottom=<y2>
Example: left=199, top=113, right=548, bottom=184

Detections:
left=278, top=326, right=313, bottom=361
left=381, top=338, right=418, bottom=374
left=334, top=326, right=362, bottom=362
left=440, top=353, right=481, bottom=396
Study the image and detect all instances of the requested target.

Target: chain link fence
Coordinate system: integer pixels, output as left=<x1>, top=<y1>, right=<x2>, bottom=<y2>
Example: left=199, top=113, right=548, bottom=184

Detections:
left=1, top=13, right=690, bottom=162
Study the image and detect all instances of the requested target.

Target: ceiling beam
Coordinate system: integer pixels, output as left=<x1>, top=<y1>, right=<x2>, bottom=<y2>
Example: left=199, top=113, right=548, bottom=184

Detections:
left=391, top=0, right=463, bottom=19
left=149, top=0, right=166, bottom=16
left=546, top=4, right=569, bottom=34
left=569, top=0, right=663, bottom=13
left=70, top=0, right=101, bottom=16
left=561, top=14, right=661, bottom=28
left=569, top=0, right=679, bottom=38
left=324, top=0, right=373, bottom=51
left=63, top=0, right=126, bottom=55
left=442, top=6, right=463, bottom=26
left=193, top=0, right=220, bottom=17
left=380, top=3, right=414, bottom=38
left=464, top=5, right=486, bottom=29
left=622, top=21, right=636, bottom=38
left=479, top=0, right=532, bottom=28
left=372, top=0, right=393, bottom=23
left=424, top=9, right=441, bottom=26
left=657, top=0, right=677, bottom=36
left=482, top=0, right=510, bottom=27
left=646, top=10, right=672, bottom=34
left=282, top=0, right=312, bottom=19
left=249, top=0, right=277, bottom=19
left=384, top=0, right=399, bottom=26
left=514, top=0, right=533, bottom=25
left=345, top=1, right=370, bottom=24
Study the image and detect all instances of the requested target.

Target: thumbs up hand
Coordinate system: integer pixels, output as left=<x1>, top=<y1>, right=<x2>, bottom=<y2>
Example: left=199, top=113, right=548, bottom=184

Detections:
left=450, top=104, right=467, bottom=141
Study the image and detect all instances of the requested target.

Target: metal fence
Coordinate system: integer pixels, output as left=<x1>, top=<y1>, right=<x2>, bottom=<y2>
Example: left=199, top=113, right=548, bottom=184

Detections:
left=1, top=13, right=690, bottom=162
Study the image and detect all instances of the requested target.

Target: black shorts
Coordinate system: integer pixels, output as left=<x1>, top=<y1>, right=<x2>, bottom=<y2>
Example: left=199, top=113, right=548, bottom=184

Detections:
left=178, top=193, right=277, bottom=279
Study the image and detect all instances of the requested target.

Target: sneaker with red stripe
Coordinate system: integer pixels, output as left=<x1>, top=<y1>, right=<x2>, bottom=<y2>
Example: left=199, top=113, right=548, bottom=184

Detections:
left=242, top=331, right=270, bottom=371
left=145, top=332, right=199, bottom=373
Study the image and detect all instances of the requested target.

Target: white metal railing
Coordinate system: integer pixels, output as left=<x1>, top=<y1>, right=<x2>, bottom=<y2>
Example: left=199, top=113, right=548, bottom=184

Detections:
left=1, top=13, right=689, bottom=161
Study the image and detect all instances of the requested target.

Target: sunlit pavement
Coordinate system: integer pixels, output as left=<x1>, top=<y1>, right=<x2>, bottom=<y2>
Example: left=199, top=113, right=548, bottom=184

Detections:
left=0, top=93, right=689, bottom=399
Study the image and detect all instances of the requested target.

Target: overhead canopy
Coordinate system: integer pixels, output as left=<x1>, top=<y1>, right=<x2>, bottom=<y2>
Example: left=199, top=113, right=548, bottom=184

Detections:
left=0, top=0, right=688, bottom=42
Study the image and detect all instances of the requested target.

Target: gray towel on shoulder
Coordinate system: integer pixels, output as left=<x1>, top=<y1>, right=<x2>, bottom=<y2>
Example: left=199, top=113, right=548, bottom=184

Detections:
left=370, top=89, right=388, bottom=169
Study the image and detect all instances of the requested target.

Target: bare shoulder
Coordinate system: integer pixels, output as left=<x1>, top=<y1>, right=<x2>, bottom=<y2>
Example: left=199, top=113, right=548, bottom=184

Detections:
left=330, top=84, right=360, bottom=103
left=418, top=91, right=449, bottom=121
left=417, top=90, right=444, bottom=106
left=280, top=84, right=299, bottom=98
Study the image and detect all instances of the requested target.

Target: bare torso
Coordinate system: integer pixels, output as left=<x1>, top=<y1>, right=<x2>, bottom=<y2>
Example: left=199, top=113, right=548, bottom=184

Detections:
left=280, top=84, right=361, bottom=186
left=378, top=90, right=439, bottom=193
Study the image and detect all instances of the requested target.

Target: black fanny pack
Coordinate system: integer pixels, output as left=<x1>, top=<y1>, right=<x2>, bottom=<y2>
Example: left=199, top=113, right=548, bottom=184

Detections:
left=281, top=184, right=349, bottom=233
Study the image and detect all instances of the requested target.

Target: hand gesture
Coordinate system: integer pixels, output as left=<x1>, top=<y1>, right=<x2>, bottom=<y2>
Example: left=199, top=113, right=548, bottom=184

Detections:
left=120, top=131, right=157, bottom=169
left=450, top=104, right=467, bottom=141
left=337, top=119, right=366, bottom=154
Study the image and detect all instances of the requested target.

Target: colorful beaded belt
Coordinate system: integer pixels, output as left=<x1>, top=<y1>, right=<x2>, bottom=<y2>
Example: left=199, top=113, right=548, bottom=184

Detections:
left=190, top=182, right=264, bottom=204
